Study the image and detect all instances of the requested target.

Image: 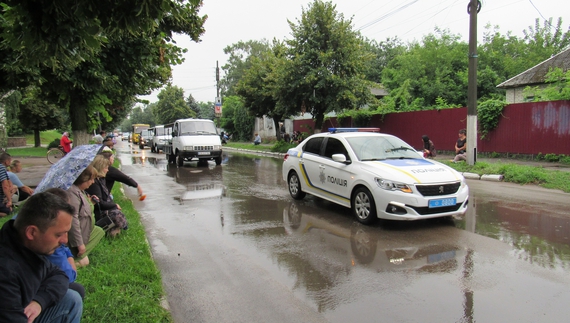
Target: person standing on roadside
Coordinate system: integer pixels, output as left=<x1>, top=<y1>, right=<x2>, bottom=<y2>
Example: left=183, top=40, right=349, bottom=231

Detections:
left=0, top=152, right=14, bottom=217
left=453, top=129, right=467, bottom=162
left=0, top=192, right=83, bottom=323
left=61, top=132, right=73, bottom=154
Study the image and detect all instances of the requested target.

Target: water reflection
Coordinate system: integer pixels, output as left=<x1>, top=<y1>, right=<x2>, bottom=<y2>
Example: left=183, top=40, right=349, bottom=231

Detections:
left=164, top=162, right=226, bottom=204
left=454, top=196, right=570, bottom=271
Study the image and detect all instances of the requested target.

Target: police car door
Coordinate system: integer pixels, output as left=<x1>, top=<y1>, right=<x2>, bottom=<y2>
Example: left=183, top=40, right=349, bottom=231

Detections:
left=299, top=136, right=326, bottom=196
left=320, top=138, right=353, bottom=204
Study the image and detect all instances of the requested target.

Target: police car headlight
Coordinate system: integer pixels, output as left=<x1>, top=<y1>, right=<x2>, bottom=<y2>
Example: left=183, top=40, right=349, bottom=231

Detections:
left=214, top=145, right=221, bottom=150
left=184, top=146, right=193, bottom=151
left=375, top=178, right=413, bottom=193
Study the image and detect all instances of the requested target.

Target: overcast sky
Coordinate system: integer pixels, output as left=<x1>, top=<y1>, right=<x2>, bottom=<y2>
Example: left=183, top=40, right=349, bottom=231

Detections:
left=139, top=0, right=569, bottom=104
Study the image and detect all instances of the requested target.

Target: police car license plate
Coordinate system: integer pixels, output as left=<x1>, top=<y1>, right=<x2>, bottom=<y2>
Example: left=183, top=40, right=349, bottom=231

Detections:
left=428, top=198, right=456, bottom=208
left=198, top=152, right=210, bottom=155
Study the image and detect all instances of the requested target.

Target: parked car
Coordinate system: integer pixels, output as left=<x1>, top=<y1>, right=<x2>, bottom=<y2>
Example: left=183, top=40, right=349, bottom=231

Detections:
left=282, top=128, right=469, bottom=224
left=138, top=130, right=153, bottom=149
left=122, top=132, right=131, bottom=141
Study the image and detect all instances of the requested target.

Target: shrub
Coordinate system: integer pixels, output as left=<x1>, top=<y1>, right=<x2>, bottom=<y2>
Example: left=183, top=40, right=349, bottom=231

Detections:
left=47, top=138, right=61, bottom=149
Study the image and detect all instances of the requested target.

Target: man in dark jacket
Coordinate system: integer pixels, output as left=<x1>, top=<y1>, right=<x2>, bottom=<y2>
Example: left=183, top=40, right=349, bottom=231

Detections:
left=0, top=192, right=83, bottom=323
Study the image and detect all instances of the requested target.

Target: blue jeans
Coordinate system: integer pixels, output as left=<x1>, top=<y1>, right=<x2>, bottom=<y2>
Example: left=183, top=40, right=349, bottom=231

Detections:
left=36, top=289, right=83, bottom=323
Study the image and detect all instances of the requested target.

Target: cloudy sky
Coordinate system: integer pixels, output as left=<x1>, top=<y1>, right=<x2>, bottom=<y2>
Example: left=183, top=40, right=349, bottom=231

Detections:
left=139, top=0, right=569, bottom=104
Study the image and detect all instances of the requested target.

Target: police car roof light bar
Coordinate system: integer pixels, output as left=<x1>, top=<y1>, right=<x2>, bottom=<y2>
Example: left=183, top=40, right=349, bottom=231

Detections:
left=328, top=127, right=381, bottom=133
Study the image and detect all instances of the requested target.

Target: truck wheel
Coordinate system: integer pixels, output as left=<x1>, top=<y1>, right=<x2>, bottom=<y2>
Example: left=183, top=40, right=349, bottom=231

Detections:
left=177, top=153, right=184, bottom=166
left=167, top=153, right=176, bottom=164
left=151, top=145, right=155, bottom=153
left=215, top=156, right=222, bottom=165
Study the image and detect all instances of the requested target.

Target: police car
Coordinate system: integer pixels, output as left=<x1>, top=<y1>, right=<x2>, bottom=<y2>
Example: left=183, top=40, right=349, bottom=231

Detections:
left=282, top=128, right=469, bottom=224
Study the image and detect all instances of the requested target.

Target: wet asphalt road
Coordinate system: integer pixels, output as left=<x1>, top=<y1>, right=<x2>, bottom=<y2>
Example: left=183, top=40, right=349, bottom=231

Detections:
left=116, top=141, right=570, bottom=323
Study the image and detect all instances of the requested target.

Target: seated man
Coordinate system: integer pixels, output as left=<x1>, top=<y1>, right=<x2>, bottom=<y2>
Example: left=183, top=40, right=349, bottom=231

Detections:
left=253, top=133, right=261, bottom=145
left=0, top=192, right=83, bottom=322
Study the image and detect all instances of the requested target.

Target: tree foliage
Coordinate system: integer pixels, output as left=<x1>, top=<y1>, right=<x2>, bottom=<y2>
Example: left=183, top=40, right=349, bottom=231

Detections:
left=154, top=85, right=195, bottom=124
left=236, top=40, right=288, bottom=139
left=18, top=87, right=67, bottom=147
left=220, top=95, right=254, bottom=141
left=526, top=68, right=570, bottom=101
left=221, top=40, right=271, bottom=97
left=280, top=0, right=375, bottom=130
left=1, top=0, right=207, bottom=145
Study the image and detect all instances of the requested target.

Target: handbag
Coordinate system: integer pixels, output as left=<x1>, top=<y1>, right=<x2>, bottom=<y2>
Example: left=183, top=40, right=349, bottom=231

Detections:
left=95, top=211, right=116, bottom=232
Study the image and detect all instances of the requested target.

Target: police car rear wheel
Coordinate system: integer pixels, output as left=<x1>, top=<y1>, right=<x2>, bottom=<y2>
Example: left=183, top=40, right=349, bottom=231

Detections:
left=352, top=187, right=376, bottom=224
left=288, top=172, right=306, bottom=200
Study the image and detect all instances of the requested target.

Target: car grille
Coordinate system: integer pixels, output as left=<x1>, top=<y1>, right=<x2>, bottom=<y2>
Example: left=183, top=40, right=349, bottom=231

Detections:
left=416, top=182, right=461, bottom=197
left=194, top=146, right=214, bottom=151
left=409, top=203, right=462, bottom=215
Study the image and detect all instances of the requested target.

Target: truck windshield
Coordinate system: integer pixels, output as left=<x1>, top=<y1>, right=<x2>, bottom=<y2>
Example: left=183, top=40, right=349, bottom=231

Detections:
left=179, top=121, right=218, bottom=135
left=155, top=128, right=165, bottom=136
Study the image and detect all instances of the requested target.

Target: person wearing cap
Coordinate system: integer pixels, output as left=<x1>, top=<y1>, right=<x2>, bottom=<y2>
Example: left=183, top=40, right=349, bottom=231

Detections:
left=60, top=132, right=73, bottom=154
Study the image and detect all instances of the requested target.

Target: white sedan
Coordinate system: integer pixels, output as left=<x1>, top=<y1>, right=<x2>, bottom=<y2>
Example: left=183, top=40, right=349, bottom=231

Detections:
left=282, top=128, right=469, bottom=224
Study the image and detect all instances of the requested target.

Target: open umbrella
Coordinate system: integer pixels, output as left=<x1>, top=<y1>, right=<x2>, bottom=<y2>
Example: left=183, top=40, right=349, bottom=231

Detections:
left=35, top=144, right=102, bottom=193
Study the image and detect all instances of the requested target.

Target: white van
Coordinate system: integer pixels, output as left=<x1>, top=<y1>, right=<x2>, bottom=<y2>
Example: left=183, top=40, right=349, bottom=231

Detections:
left=150, top=125, right=172, bottom=153
left=163, top=118, right=223, bottom=165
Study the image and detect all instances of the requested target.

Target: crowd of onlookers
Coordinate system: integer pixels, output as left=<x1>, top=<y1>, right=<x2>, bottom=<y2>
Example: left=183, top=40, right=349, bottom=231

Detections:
left=0, top=138, right=144, bottom=322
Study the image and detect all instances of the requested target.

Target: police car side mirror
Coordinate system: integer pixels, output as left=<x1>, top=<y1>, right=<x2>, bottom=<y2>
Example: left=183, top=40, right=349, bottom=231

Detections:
left=332, top=154, right=351, bottom=164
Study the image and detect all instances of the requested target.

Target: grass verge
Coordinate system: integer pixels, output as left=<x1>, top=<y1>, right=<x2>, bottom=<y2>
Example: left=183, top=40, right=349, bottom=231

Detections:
left=442, top=160, right=570, bottom=193
left=25, top=130, right=63, bottom=145
left=5, top=146, right=47, bottom=157
left=0, top=184, right=172, bottom=323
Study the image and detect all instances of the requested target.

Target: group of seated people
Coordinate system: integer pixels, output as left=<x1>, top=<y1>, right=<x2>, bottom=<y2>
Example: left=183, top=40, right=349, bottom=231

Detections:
left=0, top=146, right=144, bottom=322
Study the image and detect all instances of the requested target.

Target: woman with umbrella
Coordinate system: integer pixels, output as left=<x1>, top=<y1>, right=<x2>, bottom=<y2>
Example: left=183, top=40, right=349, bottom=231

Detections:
left=67, top=165, right=105, bottom=267
left=87, top=155, right=127, bottom=237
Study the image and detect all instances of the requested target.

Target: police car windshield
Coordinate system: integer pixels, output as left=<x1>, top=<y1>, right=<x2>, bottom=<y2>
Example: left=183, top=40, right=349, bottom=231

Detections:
left=346, top=136, right=419, bottom=161
left=179, top=121, right=218, bottom=135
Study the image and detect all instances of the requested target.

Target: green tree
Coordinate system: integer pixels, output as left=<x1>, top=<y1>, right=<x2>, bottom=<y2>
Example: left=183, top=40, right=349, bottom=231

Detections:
left=155, top=85, right=195, bottom=124
left=130, top=103, right=156, bottom=126
left=197, top=101, right=215, bottom=120
left=382, top=29, right=468, bottom=109
left=220, top=96, right=253, bottom=141
left=362, top=37, right=406, bottom=83
left=280, top=0, right=374, bottom=131
left=18, top=87, right=67, bottom=147
left=1, top=90, right=23, bottom=136
left=186, top=94, right=200, bottom=117
left=237, top=40, right=289, bottom=139
left=1, top=0, right=207, bottom=145
left=221, top=40, right=271, bottom=97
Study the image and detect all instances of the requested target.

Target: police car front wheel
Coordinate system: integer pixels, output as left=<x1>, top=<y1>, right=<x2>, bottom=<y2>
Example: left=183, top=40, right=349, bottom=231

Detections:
left=352, top=187, right=377, bottom=224
left=288, top=172, right=306, bottom=200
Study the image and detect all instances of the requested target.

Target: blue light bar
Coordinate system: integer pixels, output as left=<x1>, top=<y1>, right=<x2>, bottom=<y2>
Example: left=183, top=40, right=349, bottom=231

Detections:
left=328, top=127, right=381, bottom=133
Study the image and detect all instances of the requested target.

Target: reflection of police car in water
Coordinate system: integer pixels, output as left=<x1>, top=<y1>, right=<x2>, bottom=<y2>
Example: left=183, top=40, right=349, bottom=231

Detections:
left=282, top=128, right=469, bottom=224
left=283, top=201, right=464, bottom=271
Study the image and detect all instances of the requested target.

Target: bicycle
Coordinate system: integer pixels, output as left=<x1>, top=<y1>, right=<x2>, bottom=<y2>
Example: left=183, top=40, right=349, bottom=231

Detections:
left=47, top=146, right=66, bottom=164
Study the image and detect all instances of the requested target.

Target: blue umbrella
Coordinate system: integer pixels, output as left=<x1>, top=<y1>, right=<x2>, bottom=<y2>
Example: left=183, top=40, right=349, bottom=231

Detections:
left=35, top=144, right=102, bottom=193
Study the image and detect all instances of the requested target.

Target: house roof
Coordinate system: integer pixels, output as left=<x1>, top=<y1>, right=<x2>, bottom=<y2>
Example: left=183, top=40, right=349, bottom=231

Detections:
left=496, top=47, right=570, bottom=89
left=370, top=86, right=389, bottom=97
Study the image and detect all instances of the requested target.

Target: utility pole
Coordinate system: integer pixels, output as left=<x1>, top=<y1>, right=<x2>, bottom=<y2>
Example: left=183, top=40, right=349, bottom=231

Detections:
left=466, top=0, right=479, bottom=165
left=215, top=61, right=222, bottom=128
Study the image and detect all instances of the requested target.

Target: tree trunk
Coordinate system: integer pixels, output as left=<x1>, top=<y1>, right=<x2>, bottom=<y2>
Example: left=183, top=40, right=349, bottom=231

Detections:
left=314, top=112, right=324, bottom=134
left=34, top=129, right=41, bottom=147
left=69, top=99, right=92, bottom=146
left=72, top=130, right=92, bottom=147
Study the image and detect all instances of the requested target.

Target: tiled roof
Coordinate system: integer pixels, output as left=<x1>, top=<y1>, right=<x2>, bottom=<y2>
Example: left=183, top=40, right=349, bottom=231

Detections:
left=496, top=47, right=570, bottom=89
